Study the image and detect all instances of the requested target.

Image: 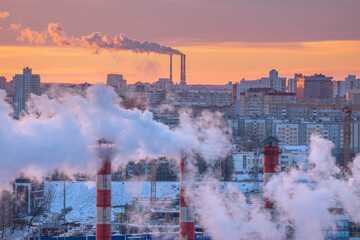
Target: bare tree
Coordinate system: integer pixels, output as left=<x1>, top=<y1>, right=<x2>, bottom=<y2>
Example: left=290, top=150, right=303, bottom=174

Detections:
left=0, top=190, right=13, bottom=239
left=28, top=183, right=53, bottom=227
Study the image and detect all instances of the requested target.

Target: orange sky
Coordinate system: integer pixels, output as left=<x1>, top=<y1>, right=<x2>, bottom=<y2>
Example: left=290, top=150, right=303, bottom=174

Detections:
left=1, top=0, right=360, bottom=84
left=0, top=40, right=359, bottom=85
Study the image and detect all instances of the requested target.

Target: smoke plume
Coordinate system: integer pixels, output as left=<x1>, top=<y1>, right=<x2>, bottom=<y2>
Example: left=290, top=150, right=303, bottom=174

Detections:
left=14, top=22, right=182, bottom=55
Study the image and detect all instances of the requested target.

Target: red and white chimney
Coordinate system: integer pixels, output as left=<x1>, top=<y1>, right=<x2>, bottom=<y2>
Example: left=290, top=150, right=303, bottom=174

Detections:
left=96, top=139, right=114, bottom=240
left=179, top=155, right=195, bottom=240
left=262, top=137, right=280, bottom=209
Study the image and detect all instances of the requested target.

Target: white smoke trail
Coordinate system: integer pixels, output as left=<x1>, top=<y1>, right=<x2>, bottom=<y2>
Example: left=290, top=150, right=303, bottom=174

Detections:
left=13, top=22, right=182, bottom=55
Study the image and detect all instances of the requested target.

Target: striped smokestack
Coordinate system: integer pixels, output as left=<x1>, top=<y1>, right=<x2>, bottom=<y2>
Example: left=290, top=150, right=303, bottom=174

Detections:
left=179, top=155, right=195, bottom=240
left=96, top=139, right=114, bottom=240
left=262, top=136, right=280, bottom=209
left=170, top=54, right=173, bottom=81
left=180, top=54, right=186, bottom=86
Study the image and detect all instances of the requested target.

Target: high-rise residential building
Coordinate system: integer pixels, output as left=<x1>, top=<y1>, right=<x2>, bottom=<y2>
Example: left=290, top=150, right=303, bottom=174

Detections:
left=14, top=67, right=40, bottom=116
left=297, top=74, right=333, bottom=99
left=333, top=75, right=360, bottom=98
left=288, top=73, right=304, bottom=94
left=106, top=74, right=127, bottom=96
left=266, top=69, right=286, bottom=92
left=275, top=123, right=299, bottom=145
left=304, top=123, right=325, bottom=145
left=238, top=88, right=296, bottom=116
left=347, top=88, right=360, bottom=104
left=0, top=76, right=6, bottom=90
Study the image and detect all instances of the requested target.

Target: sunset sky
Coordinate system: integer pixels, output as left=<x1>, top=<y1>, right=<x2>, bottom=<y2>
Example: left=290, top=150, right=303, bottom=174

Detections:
left=0, top=0, right=360, bottom=84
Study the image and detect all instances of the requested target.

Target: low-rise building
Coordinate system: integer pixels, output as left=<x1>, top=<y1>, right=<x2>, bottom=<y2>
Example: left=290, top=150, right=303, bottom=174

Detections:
left=232, top=151, right=263, bottom=174
left=279, top=145, right=309, bottom=170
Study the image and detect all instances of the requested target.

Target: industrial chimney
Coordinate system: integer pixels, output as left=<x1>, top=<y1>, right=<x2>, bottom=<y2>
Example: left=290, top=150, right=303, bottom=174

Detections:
left=96, top=138, right=115, bottom=240
left=180, top=54, right=187, bottom=87
left=170, top=54, right=173, bottom=81
left=262, top=136, right=280, bottom=209
left=179, top=155, right=195, bottom=240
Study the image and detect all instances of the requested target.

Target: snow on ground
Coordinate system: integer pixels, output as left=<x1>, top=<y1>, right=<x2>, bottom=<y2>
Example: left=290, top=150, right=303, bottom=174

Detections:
left=48, top=180, right=263, bottom=223
left=234, top=173, right=263, bottom=181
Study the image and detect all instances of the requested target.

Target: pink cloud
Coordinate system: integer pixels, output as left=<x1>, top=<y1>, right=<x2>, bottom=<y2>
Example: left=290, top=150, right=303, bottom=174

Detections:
left=0, top=11, right=10, bottom=19
left=17, top=28, right=47, bottom=44
left=10, top=23, right=21, bottom=31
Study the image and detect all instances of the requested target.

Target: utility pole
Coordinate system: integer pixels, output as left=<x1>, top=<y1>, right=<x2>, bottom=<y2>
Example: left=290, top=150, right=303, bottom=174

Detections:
left=254, top=152, right=259, bottom=192
left=63, top=181, right=66, bottom=222
left=150, top=159, right=158, bottom=206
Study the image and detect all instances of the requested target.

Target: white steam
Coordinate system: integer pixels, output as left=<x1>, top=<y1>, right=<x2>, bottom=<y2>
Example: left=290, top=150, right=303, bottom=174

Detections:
left=12, top=22, right=182, bottom=55
left=0, top=84, right=229, bottom=186
left=185, top=135, right=360, bottom=240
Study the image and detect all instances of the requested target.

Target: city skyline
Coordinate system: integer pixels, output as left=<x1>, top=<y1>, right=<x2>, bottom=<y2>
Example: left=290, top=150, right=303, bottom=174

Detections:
left=0, top=0, right=360, bottom=84
left=2, top=1, right=360, bottom=238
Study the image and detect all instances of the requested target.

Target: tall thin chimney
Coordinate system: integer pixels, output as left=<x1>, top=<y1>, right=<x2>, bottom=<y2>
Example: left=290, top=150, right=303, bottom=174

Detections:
left=179, top=155, right=195, bottom=240
left=96, top=139, right=114, bottom=240
left=180, top=54, right=186, bottom=86
left=183, top=54, right=186, bottom=83
left=180, top=54, right=184, bottom=83
left=170, top=54, right=173, bottom=81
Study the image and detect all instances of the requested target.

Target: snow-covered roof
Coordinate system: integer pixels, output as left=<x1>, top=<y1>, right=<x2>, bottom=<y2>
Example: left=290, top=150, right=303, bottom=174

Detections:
left=280, top=145, right=309, bottom=152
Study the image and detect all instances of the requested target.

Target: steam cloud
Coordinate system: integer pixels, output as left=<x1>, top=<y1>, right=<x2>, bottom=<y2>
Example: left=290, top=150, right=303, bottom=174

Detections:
left=184, top=135, right=360, bottom=240
left=0, top=84, right=229, bottom=188
left=3, top=83, right=360, bottom=239
left=13, top=22, right=182, bottom=55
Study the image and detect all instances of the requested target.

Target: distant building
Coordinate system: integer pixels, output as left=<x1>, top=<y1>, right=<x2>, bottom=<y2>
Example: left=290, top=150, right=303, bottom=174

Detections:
left=14, top=67, right=40, bottom=116
left=244, top=119, right=266, bottom=141
left=126, top=82, right=148, bottom=98
left=297, top=74, right=333, bottom=99
left=234, top=69, right=287, bottom=95
left=333, top=75, right=360, bottom=98
left=147, top=89, right=166, bottom=104
left=275, top=123, right=299, bottom=145
left=155, top=78, right=174, bottom=91
left=13, top=178, right=45, bottom=219
left=272, top=121, right=327, bottom=146
left=346, top=87, right=360, bottom=104
left=0, top=76, right=6, bottom=90
left=232, top=145, right=309, bottom=174
left=232, top=151, right=263, bottom=174
left=288, top=73, right=303, bottom=94
left=279, top=145, right=309, bottom=170
left=5, top=80, right=15, bottom=98
left=267, top=69, right=286, bottom=92
left=107, top=74, right=127, bottom=96
left=14, top=178, right=31, bottom=216
left=237, top=88, right=296, bottom=116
